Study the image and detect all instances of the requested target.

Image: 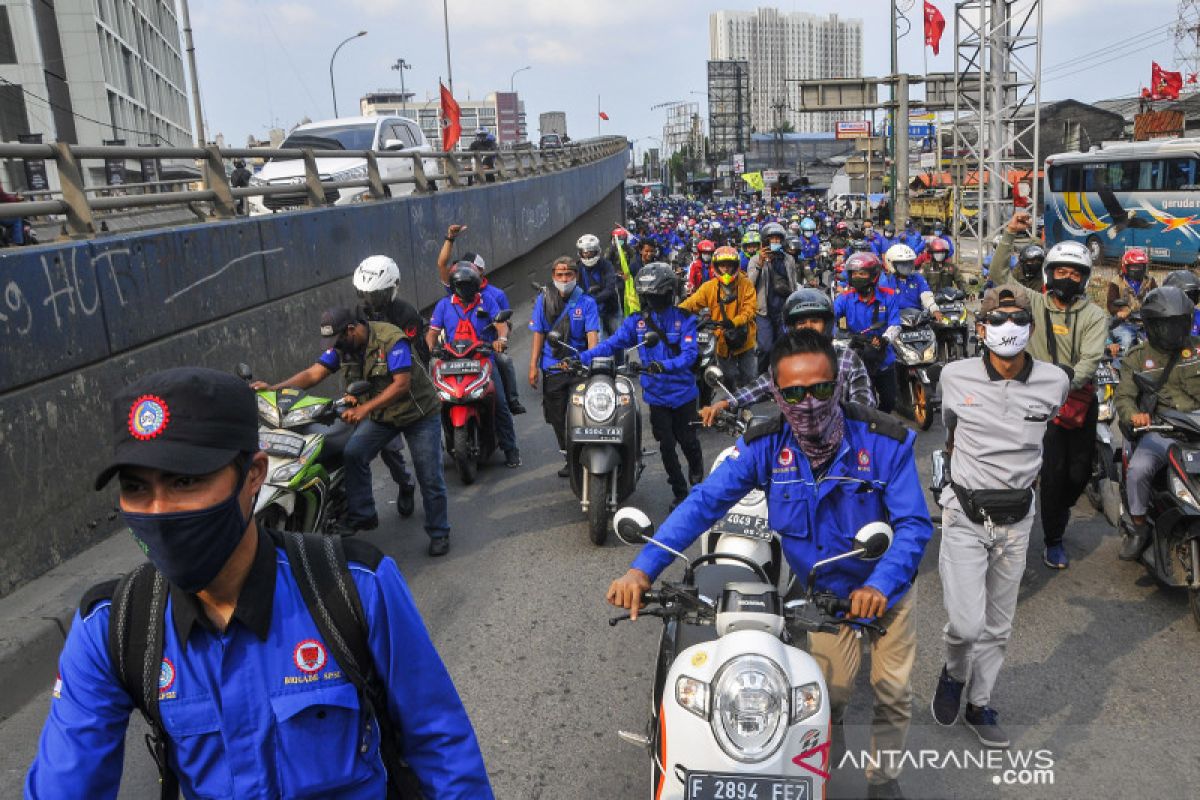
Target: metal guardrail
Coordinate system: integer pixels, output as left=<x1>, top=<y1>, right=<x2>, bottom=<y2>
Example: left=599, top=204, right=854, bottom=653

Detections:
left=0, top=136, right=628, bottom=240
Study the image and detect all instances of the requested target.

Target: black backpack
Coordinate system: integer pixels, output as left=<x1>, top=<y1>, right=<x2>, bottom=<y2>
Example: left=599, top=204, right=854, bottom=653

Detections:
left=92, top=530, right=425, bottom=799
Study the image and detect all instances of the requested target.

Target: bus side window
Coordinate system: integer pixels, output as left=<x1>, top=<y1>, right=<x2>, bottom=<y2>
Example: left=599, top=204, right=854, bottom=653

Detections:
left=1066, top=165, right=1082, bottom=192
left=1049, top=165, right=1066, bottom=192
left=1164, top=158, right=1199, bottom=191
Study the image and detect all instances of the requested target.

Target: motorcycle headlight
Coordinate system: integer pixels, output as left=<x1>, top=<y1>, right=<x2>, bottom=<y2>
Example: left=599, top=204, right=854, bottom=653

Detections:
left=584, top=382, right=616, bottom=423
left=922, top=344, right=936, bottom=362
left=711, top=655, right=789, bottom=763
left=256, top=394, right=281, bottom=428
left=282, top=404, right=322, bottom=428
left=791, top=682, right=822, bottom=725
left=467, top=385, right=486, bottom=401
left=1169, top=471, right=1199, bottom=511
left=271, top=462, right=302, bottom=483
left=676, top=675, right=710, bottom=719
left=331, top=164, right=368, bottom=182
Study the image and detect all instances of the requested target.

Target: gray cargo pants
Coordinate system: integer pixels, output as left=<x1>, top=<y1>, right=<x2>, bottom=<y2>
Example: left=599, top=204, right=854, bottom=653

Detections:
left=939, top=501, right=1033, bottom=707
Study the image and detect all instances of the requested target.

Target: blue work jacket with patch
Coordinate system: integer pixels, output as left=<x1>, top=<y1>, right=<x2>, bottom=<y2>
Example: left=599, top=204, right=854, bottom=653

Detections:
left=582, top=306, right=698, bottom=408
left=880, top=272, right=932, bottom=311
left=631, top=409, right=932, bottom=609
left=834, top=286, right=901, bottom=369
left=26, top=531, right=492, bottom=800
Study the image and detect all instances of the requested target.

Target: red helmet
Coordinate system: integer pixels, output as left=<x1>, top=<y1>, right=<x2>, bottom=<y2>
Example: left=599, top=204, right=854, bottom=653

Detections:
left=844, top=252, right=883, bottom=281
left=697, top=239, right=717, bottom=254
left=1121, top=249, right=1150, bottom=270
left=927, top=237, right=951, bottom=262
left=612, top=226, right=629, bottom=239
left=835, top=221, right=849, bottom=232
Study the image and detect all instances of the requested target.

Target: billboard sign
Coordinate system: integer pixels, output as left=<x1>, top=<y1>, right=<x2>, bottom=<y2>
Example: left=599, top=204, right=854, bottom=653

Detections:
left=836, top=121, right=871, bottom=140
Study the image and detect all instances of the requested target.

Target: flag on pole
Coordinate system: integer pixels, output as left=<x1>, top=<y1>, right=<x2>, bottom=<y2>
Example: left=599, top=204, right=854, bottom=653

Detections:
left=741, top=171, right=764, bottom=191
left=1152, top=62, right=1183, bottom=100
left=924, top=2, right=946, bottom=56
left=599, top=111, right=610, bottom=120
left=440, top=81, right=462, bottom=151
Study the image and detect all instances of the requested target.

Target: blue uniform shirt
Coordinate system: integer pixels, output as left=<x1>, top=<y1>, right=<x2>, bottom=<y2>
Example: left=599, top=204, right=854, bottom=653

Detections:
left=528, top=288, right=601, bottom=371
left=834, top=287, right=900, bottom=369
left=26, top=531, right=493, bottom=799
left=582, top=306, right=699, bottom=408
left=902, top=229, right=925, bottom=255
left=630, top=414, right=933, bottom=608
left=798, top=235, right=820, bottom=261
left=430, top=293, right=502, bottom=343
left=880, top=272, right=932, bottom=311
left=865, top=232, right=887, bottom=257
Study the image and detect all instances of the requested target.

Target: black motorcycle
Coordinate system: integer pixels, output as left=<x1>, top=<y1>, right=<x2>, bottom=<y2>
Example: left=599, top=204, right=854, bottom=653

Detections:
left=693, top=308, right=719, bottom=407
left=931, top=287, right=971, bottom=363
left=1119, top=374, right=1200, bottom=629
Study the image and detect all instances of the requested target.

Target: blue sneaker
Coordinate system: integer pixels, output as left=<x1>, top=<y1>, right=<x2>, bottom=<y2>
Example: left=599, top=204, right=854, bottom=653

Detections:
left=963, top=704, right=1010, bottom=748
left=930, top=664, right=965, bottom=726
left=1043, top=544, right=1069, bottom=569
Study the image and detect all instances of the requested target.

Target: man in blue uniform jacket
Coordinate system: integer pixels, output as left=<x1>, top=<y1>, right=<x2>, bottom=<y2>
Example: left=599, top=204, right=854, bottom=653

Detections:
left=27, top=367, right=492, bottom=800
left=582, top=262, right=704, bottom=508
left=607, top=329, right=932, bottom=799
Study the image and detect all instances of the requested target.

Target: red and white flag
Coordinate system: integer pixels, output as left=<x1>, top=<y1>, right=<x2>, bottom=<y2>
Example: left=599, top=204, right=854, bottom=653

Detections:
left=598, top=111, right=610, bottom=121
left=440, top=82, right=462, bottom=151
left=1152, top=62, right=1183, bottom=100
left=924, top=1, right=946, bottom=56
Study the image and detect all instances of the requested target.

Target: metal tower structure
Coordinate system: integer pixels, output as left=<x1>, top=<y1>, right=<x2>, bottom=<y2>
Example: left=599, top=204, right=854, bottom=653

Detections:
left=1175, top=0, right=1200, bottom=79
left=952, top=0, right=1042, bottom=259
left=707, top=60, right=750, bottom=164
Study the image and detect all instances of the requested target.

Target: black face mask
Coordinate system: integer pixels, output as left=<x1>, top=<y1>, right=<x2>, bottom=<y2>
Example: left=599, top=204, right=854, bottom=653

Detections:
left=122, top=460, right=253, bottom=593
left=1126, top=267, right=1147, bottom=282
left=850, top=276, right=875, bottom=293
left=1019, top=262, right=1043, bottom=282
left=454, top=287, right=477, bottom=304
left=1048, top=276, right=1083, bottom=301
left=645, top=294, right=672, bottom=311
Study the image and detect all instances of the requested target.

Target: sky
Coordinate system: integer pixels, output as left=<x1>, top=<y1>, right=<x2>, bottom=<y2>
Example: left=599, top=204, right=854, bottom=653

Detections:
left=189, top=0, right=1187, bottom=154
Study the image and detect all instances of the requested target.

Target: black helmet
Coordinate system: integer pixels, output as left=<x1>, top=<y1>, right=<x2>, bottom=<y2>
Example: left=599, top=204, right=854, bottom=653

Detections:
left=785, top=235, right=802, bottom=253
left=784, top=288, right=834, bottom=328
left=449, top=264, right=482, bottom=302
left=635, top=261, right=676, bottom=309
left=1163, top=269, right=1200, bottom=304
left=233, top=158, right=246, bottom=168
left=1017, top=244, right=1045, bottom=283
left=1141, top=286, right=1195, bottom=352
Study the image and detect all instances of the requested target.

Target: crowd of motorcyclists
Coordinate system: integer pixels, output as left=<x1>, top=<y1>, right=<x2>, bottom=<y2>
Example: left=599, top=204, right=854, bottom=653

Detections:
left=212, top=186, right=1200, bottom=800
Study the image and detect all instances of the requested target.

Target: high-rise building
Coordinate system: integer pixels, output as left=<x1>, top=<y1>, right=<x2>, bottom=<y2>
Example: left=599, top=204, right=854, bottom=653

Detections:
left=0, top=0, right=192, bottom=189
left=709, top=8, right=863, bottom=134
left=366, top=90, right=526, bottom=149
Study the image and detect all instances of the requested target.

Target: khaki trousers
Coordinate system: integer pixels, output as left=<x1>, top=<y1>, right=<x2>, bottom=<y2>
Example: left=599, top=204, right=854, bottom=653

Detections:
left=807, top=581, right=918, bottom=785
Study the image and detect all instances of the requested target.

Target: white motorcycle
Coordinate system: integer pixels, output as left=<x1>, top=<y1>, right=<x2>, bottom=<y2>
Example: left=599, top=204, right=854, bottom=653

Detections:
left=611, top=508, right=893, bottom=800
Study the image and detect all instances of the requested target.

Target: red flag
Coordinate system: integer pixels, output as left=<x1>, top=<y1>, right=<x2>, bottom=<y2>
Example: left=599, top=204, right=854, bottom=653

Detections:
left=1152, top=62, right=1183, bottom=100
left=598, top=111, right=610, bottom=121
left=924, top=1, right=946, bottom=56
left=439, top=82, right=461, bottom=151
left=1189, top=73, right=1198, bottom=84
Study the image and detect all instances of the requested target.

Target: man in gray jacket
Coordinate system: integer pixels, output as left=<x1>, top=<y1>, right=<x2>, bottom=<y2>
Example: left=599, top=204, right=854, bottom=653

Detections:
left=932, top=284, right=1068, bottom=748
left=989, top=239, right=1108, bottom=569
left=747, top=221, right=799, bottom=372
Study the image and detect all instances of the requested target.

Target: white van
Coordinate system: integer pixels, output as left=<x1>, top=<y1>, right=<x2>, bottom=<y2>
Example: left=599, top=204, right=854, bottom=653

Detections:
left=247, top=116, right=437, bottom=215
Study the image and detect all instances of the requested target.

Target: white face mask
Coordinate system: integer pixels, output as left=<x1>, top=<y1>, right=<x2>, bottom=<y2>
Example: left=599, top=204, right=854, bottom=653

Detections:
left=554, top=279, right=577, bottom=295
left=984, top=321, right=1031, bottom=358
left=580, top=254, right=600, bottom=267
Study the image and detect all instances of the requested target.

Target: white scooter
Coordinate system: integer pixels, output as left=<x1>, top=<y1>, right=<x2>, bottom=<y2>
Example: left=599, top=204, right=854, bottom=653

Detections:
left=611, top=508, right=893, bottom=800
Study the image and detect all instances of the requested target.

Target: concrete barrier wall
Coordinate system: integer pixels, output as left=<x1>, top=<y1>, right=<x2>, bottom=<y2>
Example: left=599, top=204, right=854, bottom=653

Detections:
left=0, top=150, right=627, bottom=597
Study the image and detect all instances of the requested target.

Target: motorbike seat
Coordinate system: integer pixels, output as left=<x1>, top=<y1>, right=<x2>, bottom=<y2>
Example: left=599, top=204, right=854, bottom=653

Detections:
left=675, top=564, right=765, bottom=653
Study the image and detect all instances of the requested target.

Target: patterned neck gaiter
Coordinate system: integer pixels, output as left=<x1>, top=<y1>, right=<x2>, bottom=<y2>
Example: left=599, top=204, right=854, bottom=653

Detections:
left=767, top=371, right=845, bottom=466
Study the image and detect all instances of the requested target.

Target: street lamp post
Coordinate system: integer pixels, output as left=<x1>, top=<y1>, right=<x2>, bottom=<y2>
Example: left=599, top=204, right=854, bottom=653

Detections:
left=391, top=58, right=412, bottom=116
left=509, top=65, right=531, bottom=93
left=329, top=31, right=367, bottom=118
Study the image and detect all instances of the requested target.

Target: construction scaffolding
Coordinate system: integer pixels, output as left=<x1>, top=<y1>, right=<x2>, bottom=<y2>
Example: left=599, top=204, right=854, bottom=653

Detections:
left=952, top=0, right=1042, bottom=259
left=707, top=60, right=750, bottom=164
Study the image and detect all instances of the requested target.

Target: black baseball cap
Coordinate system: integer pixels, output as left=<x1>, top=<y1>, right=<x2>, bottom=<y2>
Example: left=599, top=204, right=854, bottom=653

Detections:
left=320, top=307, right=358, bottom=348
left=94, top=367, right=259, bottom=490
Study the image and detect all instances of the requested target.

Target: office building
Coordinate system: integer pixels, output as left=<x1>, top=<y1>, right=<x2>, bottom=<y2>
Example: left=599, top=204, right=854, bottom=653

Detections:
left=0, top=0, right=193, bottom=189
left=709, top=8, right=863, bottom=134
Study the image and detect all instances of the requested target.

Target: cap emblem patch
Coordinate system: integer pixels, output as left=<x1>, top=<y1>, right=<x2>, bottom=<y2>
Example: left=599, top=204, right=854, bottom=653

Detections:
left=129, top=395, right=170, bottom=440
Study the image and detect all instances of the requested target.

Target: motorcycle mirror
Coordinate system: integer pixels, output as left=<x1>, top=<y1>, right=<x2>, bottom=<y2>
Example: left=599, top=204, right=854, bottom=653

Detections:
left=346, top=380, right=371, bottom=396
left=642, top=331, right=661, bottom=348
left=494, top=308, right=514, bottom=324
left=703, top=365, right=725, bottom=389
left=853, top=522, right=893, bottom=561
left=475, top=308, right=491, bottom=319
left=235, top=363, right=253, bottom=381
left=613, top=507, right=654, bottom=546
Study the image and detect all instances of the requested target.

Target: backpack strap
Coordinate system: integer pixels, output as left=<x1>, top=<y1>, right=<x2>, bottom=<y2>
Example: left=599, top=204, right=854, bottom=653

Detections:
left=281, top=531, right=425, bottom=800
left=107, top=562, right=178, bottom=800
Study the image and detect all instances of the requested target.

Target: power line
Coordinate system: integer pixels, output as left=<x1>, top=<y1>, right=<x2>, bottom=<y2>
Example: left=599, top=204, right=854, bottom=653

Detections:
left=1042, top=23, right=1176, bottom=76
left=1043, top=33, right=1178, bottom=85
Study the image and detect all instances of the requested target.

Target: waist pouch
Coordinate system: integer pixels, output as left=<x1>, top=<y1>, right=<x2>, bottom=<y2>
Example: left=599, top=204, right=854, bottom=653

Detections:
left=951, top=483, right=1034, bottom=526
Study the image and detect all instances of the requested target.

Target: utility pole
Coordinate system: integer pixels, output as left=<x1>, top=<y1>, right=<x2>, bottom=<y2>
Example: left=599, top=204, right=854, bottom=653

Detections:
left=896, top=73, right=910, bottom=223
left=442, top=0, right=454, bottom=92
left=392, top=58, right=412, bottom=117
left=889, top=0, right=899, bottom=216
left=178, top=0, right=205, bottom=147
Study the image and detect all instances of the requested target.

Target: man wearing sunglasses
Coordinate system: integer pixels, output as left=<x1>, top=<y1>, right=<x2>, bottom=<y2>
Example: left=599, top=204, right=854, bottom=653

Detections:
left=931, top=285, right=1068, bottom=749
left=989, top=239, right=1107, bottom=570
left=608, top=329, right=933, bottom=798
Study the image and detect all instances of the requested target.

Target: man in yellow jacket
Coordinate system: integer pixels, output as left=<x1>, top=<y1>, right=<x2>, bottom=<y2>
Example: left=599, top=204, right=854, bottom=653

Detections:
left=679, top=246, right=757, bottom=388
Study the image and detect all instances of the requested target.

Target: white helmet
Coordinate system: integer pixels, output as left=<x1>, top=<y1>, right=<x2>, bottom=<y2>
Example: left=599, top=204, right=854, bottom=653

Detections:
left=885, top=243, right=917, bottom=277
left=577, top=233, right=601, bottom=267
left=353, top=255, right=400, bottom=309
left=1043, top=240, right=1093, bottom=287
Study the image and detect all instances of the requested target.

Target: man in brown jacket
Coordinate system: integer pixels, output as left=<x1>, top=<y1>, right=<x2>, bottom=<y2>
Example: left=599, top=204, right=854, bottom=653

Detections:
left=679, top=245, right=758, bottom=387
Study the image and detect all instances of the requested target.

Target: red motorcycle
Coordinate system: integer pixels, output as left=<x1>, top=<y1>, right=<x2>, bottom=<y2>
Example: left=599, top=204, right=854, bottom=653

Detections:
left=431, top=308, right=513, bottom=484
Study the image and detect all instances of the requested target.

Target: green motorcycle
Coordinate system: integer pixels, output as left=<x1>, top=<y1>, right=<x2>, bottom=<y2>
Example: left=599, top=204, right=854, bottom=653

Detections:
left=237, top=364, right=366, bottom=533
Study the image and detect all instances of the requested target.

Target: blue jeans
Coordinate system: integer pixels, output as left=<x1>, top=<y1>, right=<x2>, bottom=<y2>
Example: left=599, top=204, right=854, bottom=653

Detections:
left=3, top=217, right=23, bottom=245
left=755, top=313, right=784, bottom=374
left=345, top=414, right=450, bottom=538
left=491, top=355, right=517, bottom=453
left=495, top=351, right=521, bottom=405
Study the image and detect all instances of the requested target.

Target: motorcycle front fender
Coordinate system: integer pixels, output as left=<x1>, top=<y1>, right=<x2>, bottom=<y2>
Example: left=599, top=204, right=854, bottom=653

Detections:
left=582, top=444, right=622, bottom=475
left=448, top=403, right=477, bottom=428
left=254, top=488, right=295, bottom=516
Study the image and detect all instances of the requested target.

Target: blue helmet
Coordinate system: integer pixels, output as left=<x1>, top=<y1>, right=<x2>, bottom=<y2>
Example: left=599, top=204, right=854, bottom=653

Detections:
left=800, top=217, right=817, bottom=233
